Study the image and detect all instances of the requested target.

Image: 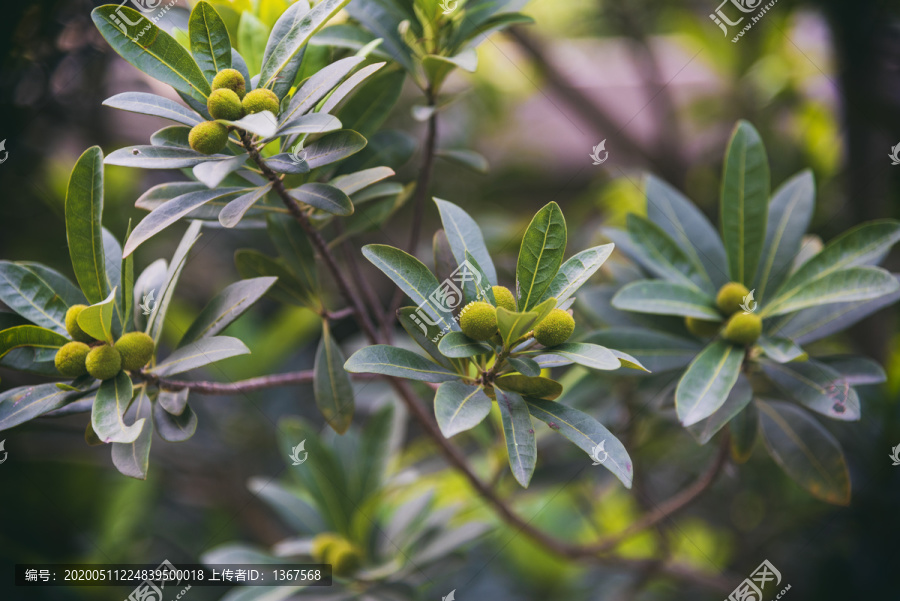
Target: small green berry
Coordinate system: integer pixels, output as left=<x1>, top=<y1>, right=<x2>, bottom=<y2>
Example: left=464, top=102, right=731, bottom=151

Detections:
left=311, top=533, right=343, bottom=564
left=241, top=88, right=280, bottom=116
left=492, top=286, right=516, bottom=312
left=459, top=301, right=498, bottom=341
left=55, top=341, right=90, bottom=378
left=716, top=282, right=750, bottom=316
left=722, top=312, right=762, bottom=346
left=534, top=309, right=575, bottom=347
left=211, top=68, right=246, bottom=99
left=685, top=316, right=722, bottom=338
left=85, top=345, right=122, bottom=381
left=115, top=332, right=155, bottom=372
left=207, top=88, right=244, bottom=121
left=65, top=305, right=94, bottom=343
left=326, top=540, right=362, bottom=577
left=189, top=121, right=229, bottom=155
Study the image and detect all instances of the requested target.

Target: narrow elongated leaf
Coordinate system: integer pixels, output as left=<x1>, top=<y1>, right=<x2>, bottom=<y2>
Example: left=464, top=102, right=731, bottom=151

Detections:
left=494, top=386, right=537, bottom=488
left=541, top=244, right=614, bottom=305
left=220, top=112, right=279, bottom=138
left=277, top=113, right=343, bottom=137
left=612, top=280, right=719, bottom=319
left=112, top=388, right=153, bottom=479
left=332, top=167, right=394, bottom=196
left=397, top=307, right=457, bottom=371
left=77, top=289, right=117, bottom=343
left=645, top=174, right=729, bottom=289
left=762, top=266, right=899, bottom=317
left=17, top=264, right=84, bottom=308
left=150, top=336, right=250, bottom=376
left=218, top=184, right=272, bottom=228
left=818, top=355, right=886, bottom=385
left=761, top=359, right=860, bottom=421
left=585, top=328, right=701, bottom=373
left=758, top=399, right=851, bottom=505
left=543, top=342, right=620, bottom=370
left=133, top=259, right=167, bottom=332
left=344, top=345, right=457, bottom=382
left=266, top=214, right=318, bottom=293
left=303, top=130, right=367, bottom=169
left=314, top=322, right=354, bottom=434
left=676, top=340, right=744, bottom=426
left=345, top=2, right=415, bottom=72
left=463, top=251, right=497, bottom=306
left=147, top=222, right=203, bottom=344
left=91, top=5, right=211, bottom=101
left=194, top=155, right=249, bottom=189
left=106, top=146, right=226, bottom=169
left=0, top=262, right=70, bottom=334
left=234, top=249, right=318, bottom=309
left=525, top=397, right=633, bottom=488
left=248, top=477, right=325, bottom=535
left=320, top=62, right=386, bottom=114
left=720, top=120, right=769, bottom=285
left=687, top=374, right=752, bottom=444
left=178, top=277, right=277, bottom=347
left=189, top=1, right=232, bottom=83
left=435, top=381, right=492, bottom=438
left=438, top=331, right=491, bottom=358
left=436, top=149, right=489, bottom=173
left=434, top=198, right=497, bottom=285
left=103, top=92, right=203, bottom=126
left=496, top=375, right=562, bottom=400
left=0, top=384, right=86, bottom=431
left=336, top=68, right=405, bottom=138
left=754, top=171, right=815, bottom=303
left=102, top=229, right=124, bottom=337
left=66, top=146, right=107, bottom=304
left=288, top=183, right=353, bottom=215
left=730, top=401, right=759, bottom=462
left=261, top=1, right=311, bottom=98
left=516, top=202, right=566, bottom=310
left=496, top=307, right=538, bottom=348
left=0, top=326, right=69, bottom=360
left=281, top=56, right=365, bottom=125
left=757, top=336, right=806, bottom=363
left=92, top=372, right=143, bottom=444
left=626, top=214, right=709, bottom=292
left=507, top=356, right=541, bottom=377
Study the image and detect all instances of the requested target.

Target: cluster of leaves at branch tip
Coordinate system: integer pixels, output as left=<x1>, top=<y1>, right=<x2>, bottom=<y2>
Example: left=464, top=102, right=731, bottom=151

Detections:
left=311, top=533, right=363, bottom=577
left=54, top=306, right=154, bottom=380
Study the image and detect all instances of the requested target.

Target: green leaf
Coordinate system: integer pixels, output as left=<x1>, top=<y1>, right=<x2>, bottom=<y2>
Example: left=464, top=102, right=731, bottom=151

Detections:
left=675, top=340, right=744, bottom=426
left=516, top=202, right=567, bottom=311
left=150, top=336, right=251, bottom=376
left=434, top=198, right=497, bottom=285
left=730, top=401, right=759, bottom=462
left=436, top=149, right=489, bottom=173
left=762, top=266, right=899, bottom=317
left=106, top=146, right=227, bottom=170
left=0, top=326, right=69, bottom=360
left=77, top=289, right=118, bottom=344
left=397, top=307, right=457, bottom=371
left=146, top=222, right=202, bottom=344
left=0, top=384, right=86, bottom=431
left=218, top=184, right=272, bottom=228
left=112, top=388, right=153, bottom=479
left=585, top=328, right=701, bottom=373
left=496, top=306, right=538, bottom=348
left=612, top=280, right=719, bottom=319
left=362, top=244, right=457, bottom=333
left=314, top=322, right=354, bottom=434
left=158, top=388, right=188, bottom=416
left=194, top=155, right=249, bottom=189
left=626, top=214, right=710, bottom=293
left=65, top=146, right=108, bottom=304
left=542, top=342, right=620, bottom=371
left=280, top=56, right=365, bottom=124
left=754, top=171, right=815, bottom=303
left=434, top=381, right=491, bottom=438
left=495, top=375, right=563, bottom=400
left=92, top=371, right=143, bottom=443
left=0, top=262, right=70, bottom=334
left=541, top=244, right=614, bottom=305
left=260, top=1, right=310, bottom=98
left=303, top=130, right=367, bottom=169
left=438, top=331, right=491, bottom=358
left=761, top=359, right=859, bottom=421
left=721, top=120, right=770, bottom=285
left=336, top=68, right=405, bottom=139
left=247, top=478, right=325, bottom=535
left=102, top=229, right=124, bottom=338
left=494, top=386, right=537, bottom=488
left=237, top=12, right=269, bottom=76
left=645, top=174, right=729, bottom=289
left=818, top=355, right=886, bottom=385
left=507, top=356, right=541, bottom=377
left=91, top=5, right=211, bottom=101
left=524, top=397, right=633, bottom=488
left=266, top=213, right=318, bottom=293
left=259, top=0, right=351, bottom=90
left=189, top=1, right=232, bottom=83
left=331, top=167, right=395, bottom=196
left=756, top=336, right=806, bottom=363
left=178, top=277, right=277, bottom=346
left=344, top=345, right=457, bottom=383
left=234, top=249, right=318, bottom=309
left=687, top=373, right=752, bottom=444
left=153, top=399, right=198, bottom=442
left=133, top=259, right=167, bottom=332
left=320, top=62, right=386, bottom=114
left=277, top=112, right=343, bottom=136
left=103, top=92, right=203, bottom=126
left=757, top=399, right=851, bottom=505
left=288, top=183, right=353, bottom=215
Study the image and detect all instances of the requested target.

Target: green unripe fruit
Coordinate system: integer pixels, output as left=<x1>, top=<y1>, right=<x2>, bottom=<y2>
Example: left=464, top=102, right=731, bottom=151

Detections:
left=211, top=68, right=246, bottom=99
left=65, top=304, right=94, bottom=343
left=242, top=88, right=280, bottom=116
left=722, top=312, right=762, bottom=346
left=716, top=282, right=750, bottom=316
left=85, top=345, right=122, bottom=381
left=55, top=341, right=90, bottom=378
left=310, top=533, right=343, bottom=564
left=685, top=316, right=722, bottom=338
left=115, top=332, right=155, bottom=372
left=459, top=301, right=498, bottom=341
left=534, top=309, right=575, bottom=347
left=189, top=121, right=229, bottom=155
left=326, top=540, right=362, bottom=577
left=492, top=286, right=516, bottom=312
left=207, top=88, right=244, bottom=121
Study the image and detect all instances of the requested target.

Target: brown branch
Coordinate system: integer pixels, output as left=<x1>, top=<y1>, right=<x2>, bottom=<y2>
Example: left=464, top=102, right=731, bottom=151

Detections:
left=148, top=370, right=315, bottom=394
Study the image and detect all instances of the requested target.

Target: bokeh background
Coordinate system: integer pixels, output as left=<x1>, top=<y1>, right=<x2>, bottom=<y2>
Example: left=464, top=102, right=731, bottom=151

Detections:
left=1, top=0, right=899, bottom=599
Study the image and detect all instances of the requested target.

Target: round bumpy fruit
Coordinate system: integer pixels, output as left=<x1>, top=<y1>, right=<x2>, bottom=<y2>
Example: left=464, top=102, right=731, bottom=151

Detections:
left=207, top=88, right=244, bottom=121
left=85, top=345, right=122, bottom=381
left=211, top=68, right=246, bottom=99
left=326, top=540, right=362, bottom=577
left=55, top=341, right=90, bottom=378
left=534, top=309, right=575, bottom=347
left=722, top=312, right=762, bottom=346
left=459, top=301, right=498, bottom=341
left=242, top=88, right=280, bottom=116
left=65, top=304, right=94, bottom=343
left=115, top=332, right=155, bottom=371
left=685, top=316, right=722, bottom=338
left=716, top=282, right=750, bottom=316
left=189, top=121, right=229, bottom=155
left=492, top=286, right=516, bottom=312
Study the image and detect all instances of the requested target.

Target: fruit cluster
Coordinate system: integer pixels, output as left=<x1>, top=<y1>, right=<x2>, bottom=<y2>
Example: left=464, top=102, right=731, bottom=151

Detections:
left=54, top=305, right=155, bottom=380
left=189, top=68, right=281, bottom=155
left=459, top=286, right=575, bottom=347
left=684, top=282, right=762, bottom=345
left=310, top=533, right=362, bottom=577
